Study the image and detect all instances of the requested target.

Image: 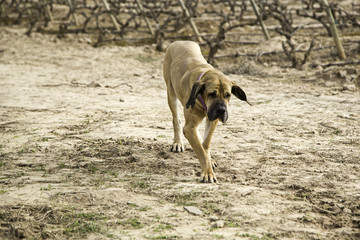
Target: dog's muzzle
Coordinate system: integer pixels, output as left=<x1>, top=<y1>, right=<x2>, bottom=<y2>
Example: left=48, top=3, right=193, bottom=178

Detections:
left=208, top=100, right=228, bottom=123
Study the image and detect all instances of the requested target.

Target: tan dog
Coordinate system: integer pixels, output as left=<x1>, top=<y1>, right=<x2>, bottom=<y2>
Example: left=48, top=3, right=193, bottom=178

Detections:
left=163, top=41, right=250, bottom=183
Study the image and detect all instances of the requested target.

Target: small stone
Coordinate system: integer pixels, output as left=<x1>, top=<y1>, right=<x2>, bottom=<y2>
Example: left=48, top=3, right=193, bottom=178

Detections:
left=338, top=70, right=347, bottom=78
left=240, top=189, right=254, bottom=197
left=325, top=81, right=335, bottom=87
left=79, top=37, right=92, bottom=44
left=87, top=81, right=101, bottom=88
left=209, top=216, right=219, bottom=222
left=184, top=206, right=203, bottom=216
left=343, top=208, right=352, bottom=214
left=84, top=37, right=92, bottom=44
left=211, top=220, right=225, bottom=228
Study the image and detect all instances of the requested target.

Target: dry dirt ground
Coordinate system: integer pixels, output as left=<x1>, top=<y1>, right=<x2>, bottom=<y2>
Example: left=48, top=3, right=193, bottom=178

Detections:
left=0, top=26, right=360, bottom=239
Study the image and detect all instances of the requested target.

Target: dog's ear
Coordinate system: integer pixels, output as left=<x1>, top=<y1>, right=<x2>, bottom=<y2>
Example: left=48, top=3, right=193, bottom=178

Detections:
left=186, top=82, right=206, bottom=109
left=231, top=83, right=252, bottom=106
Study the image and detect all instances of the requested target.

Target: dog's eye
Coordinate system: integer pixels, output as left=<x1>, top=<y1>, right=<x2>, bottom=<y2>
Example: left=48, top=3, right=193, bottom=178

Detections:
left=208, top=92, right=217, bottom=98
left=225, top=93, right=231, bottom=99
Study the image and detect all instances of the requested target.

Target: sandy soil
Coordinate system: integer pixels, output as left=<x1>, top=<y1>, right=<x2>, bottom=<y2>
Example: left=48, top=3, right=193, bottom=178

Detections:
left=0, top=26, right=360, bottom=239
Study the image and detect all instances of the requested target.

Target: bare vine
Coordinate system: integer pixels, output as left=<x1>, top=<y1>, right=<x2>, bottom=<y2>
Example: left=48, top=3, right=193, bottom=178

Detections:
left=0, top=0, right=359, bottom=68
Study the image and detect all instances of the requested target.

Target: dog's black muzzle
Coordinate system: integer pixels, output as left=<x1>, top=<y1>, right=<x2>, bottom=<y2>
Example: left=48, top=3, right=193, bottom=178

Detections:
left=207, top=100, right=228, bottom=123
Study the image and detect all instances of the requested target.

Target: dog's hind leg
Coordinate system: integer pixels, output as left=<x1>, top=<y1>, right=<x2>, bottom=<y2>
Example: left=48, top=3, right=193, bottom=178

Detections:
left=163, top=55, right=183, bottom=152
left=166, top=86, right=184, bottom=152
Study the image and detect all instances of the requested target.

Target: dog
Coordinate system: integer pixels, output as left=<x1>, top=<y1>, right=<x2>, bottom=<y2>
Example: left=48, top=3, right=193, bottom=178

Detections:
left=163, top=41, right=250, bottom=183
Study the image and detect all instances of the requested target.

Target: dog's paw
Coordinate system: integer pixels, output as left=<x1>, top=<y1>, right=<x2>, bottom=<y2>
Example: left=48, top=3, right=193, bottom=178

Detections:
left=211, top=159, right=218, bottom=171
left=170, top=143, right=184, bottom=153
left=200, top=169, right=217, bottom=183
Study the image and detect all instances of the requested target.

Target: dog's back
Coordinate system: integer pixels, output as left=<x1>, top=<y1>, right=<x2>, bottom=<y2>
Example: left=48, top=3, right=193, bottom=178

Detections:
left=163, top=41, right=211, bottom=105
left=164, top=41, right=207, bottom=85
left=166, top=41, right=205, bottom=61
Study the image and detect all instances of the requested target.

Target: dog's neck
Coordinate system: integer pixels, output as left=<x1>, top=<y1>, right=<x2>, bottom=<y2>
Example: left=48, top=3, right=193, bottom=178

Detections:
left=197, top=72, right=207, bottom=112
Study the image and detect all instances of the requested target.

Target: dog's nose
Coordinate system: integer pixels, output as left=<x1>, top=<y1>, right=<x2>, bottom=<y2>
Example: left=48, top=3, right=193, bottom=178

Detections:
left=217, top=106, right=226, bottom=114
left=217, top=105, right=228, bottom=123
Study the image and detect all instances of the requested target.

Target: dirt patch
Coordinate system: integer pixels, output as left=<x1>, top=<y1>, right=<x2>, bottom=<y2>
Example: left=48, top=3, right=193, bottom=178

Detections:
left=1, top=26, right=360, bottom=239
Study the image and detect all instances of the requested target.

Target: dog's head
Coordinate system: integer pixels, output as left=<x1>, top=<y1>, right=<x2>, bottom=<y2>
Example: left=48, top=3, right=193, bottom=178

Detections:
left=186, top=70, right=250, bottom=123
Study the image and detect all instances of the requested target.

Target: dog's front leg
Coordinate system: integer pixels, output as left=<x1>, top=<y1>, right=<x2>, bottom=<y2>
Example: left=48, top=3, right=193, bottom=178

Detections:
left=183, top=112, right=216, bottom=183
left=203, top=119, right=219, bottom=170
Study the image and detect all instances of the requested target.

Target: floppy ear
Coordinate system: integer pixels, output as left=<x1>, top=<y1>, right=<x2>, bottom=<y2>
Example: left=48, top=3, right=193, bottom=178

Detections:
left=231, top=84, right=252, bottom=106
left=186, top=82, right=206, bottom=109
